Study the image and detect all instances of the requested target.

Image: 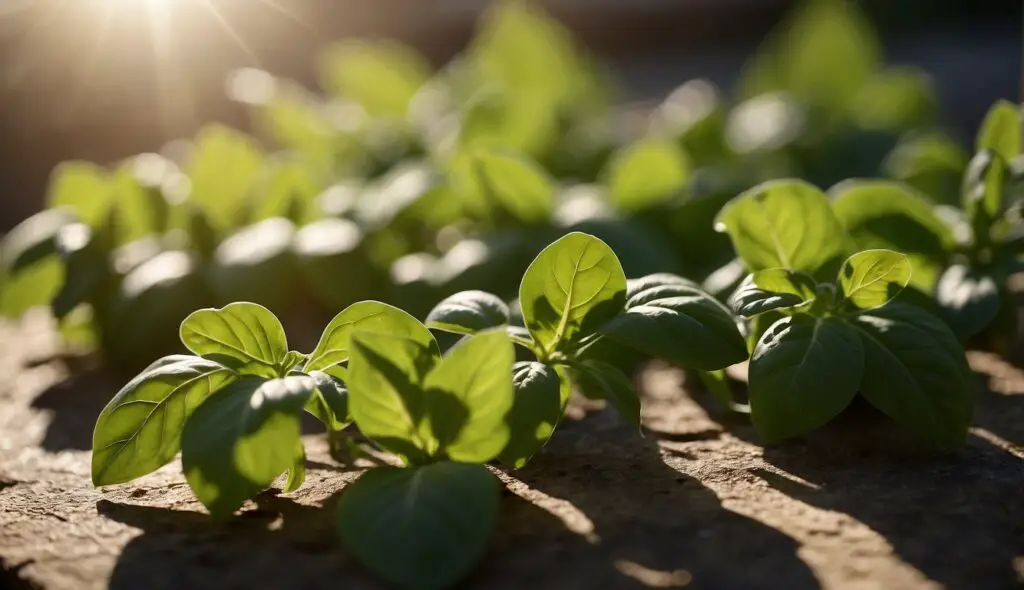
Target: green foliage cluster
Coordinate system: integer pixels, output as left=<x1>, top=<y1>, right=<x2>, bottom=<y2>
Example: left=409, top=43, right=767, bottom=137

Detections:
left=0, top=0, right=1014, bottom=587
left=93, top=232, right=745, bottom=588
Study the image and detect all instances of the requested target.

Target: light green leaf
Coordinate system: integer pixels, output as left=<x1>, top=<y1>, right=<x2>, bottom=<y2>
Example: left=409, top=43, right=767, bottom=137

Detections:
left=426, top=290, right=509, bottom=335
left=181, top=375, right=315, bottom=518
left=304, top=370, right=350, bottom=431
left=284, top=439, right=306, bottom=493
left=336, top=461, right=499, bottom=590
left=457, top=89, right=559, bottom=159
left=498, top=362, right=570, bottom=469
left=883, top=130, right=968, bottom=207
left=304, top=301, right=437, bottom=373
left=179, top=302, right=288, bottom=377
left=748, top=315, right=864, bottom=442
left=346, top=331, right=438, bottom=463
left=935, top=263, right=1001, bottom=340
left=449, top=149, right=554, bottom=224
left=977, top=99, right=1021, bottom=162
left=600, top=276, right=747, bottom=371
left=519, top=232, right=626, bottom=355
left=715, top=179, right=850, bottom=280
left=45, top=161, right=112, bottom=228
left=572, top=359, right=640, bottom=426
left=317, top=39, right=430, bottom=117
left=185, top=124, right=265, bottom=231
left=422, top=329, right=515, bottom=463
left=92, top=356, right=235, bottom=486
left=111, top=160, right=171, bottom=244
left=729, top=268, right=817, bottom=317
left=602, top=138, right=690, bottom=212
left=832, top=180, right=953, bottom=290
left=853, top=303, right=971, bottom=446
left=837, top=249, right=911, bottom=311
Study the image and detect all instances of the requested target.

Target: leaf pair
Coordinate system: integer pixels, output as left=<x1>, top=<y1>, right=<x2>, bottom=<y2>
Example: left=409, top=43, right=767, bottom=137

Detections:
left=731, top=250, right=971, bottom=446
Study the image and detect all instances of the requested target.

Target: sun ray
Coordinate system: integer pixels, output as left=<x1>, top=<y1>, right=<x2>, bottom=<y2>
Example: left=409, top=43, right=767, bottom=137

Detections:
left=197, top=0, right=262, bottom=67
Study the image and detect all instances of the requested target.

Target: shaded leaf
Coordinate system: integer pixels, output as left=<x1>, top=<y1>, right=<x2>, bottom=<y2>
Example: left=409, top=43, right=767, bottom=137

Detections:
left=729, top=268, right=817, bottom=317
left=935, top=264, right=1000, bottom=340
left=499, top=362, right=570, bottom=469
left=572, top=359, right=640, bottom=426
left=426, top=290, right=510, bottom=335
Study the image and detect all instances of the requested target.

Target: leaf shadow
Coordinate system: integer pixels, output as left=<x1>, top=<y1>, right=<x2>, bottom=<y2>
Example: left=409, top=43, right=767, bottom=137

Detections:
left=485, top=416, right=821, bottom=588
left=757, top=400, right=1024, bottom=589
left=99, top=489, right=371, bottom=590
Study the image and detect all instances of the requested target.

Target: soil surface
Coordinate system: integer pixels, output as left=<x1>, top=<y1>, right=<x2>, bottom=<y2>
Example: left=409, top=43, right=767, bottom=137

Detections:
left=1, top=309, right=1023, bottom=590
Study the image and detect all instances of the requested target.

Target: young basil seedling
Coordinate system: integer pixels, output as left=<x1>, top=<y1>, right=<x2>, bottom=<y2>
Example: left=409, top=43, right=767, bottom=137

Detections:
left=339, top=327, right=513, bottom=590
left=90, top=300, right=428, bottom=518
left=730, top=249, right=972, bottom=446
left=426, top=232, right=747, bottom=468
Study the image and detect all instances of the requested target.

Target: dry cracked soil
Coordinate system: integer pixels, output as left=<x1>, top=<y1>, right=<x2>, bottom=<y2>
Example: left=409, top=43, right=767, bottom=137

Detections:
left=1, top=309, right=1023, bottom=589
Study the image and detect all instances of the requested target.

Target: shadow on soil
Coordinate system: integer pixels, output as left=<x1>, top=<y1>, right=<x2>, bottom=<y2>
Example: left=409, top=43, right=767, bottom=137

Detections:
left=98, top=489, right=361, bottom=590
left=490, top=418, right=821, bottom=589
left=756, top=396, right=1024, bottom=590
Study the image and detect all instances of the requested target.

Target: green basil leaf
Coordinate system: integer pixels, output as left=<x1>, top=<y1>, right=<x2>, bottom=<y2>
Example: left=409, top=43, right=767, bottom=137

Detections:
left=51, top=223, right=111, bottom=320
left=748, top=315, right=864, bottom=442
left=280, top=351, right=307, bottom=373
left=45, top=161, right=112, bottom=228
left=836, top=249, right=912, bottom=311
left=293, top=218, right=377, bottom=312
left=977, top=99, right=1021, bottom=162
left=962, top=150, right=1008, bottom=242
left=449, top=148, right=554, bottom=224
left=600, top=277, right=747, bottom=371
left=498, top=362, right=570, bottom=469
left=2, top=209, right=76, bottom=274
left=347, top=331, right=438, bottom=463
left=206, top=217, right=297, bottom=312
left=304, top=301, right=437, bottom=373
left=853, top=304, right=971, bottom=446
left=715, top=179, right=850, bottom=280
left=729, top=268, right=817, bottom=317
left=185, top=124, right=265, bottom=231
left=181, top=375, right=315, bottom=518
left=92, top=356, right=235, bottom=486
left=112, top=160, right=171, bottom=244
left=426, top=290, right=510, bottom=335
left=883, top=130, right=967, bottom=207
left=422, top=329, right=515, bottom=463
left=519, top=232, right=626, bottom=355
left=283, top=439, right=306, bottom=494
left=179, top=302, right=288, bottom=377
left=317, top=39, right=430, bottom=117
left=336, top=461, right=499, bottom=590
left=602, top=137, right=690, bottom=212
left=625, top=273, right=700, bottom=305
left=832, top=180, right=954, bottom=290
left=304, top=370, right=350, bottom=431
left=572, top=359, right=640, bottom=426
left=935, top=263, right=1001, bottom=340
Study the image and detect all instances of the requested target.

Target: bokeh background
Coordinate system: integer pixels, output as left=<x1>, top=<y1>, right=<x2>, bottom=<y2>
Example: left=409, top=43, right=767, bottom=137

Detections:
left=0, top=0, right=1019, bottom=230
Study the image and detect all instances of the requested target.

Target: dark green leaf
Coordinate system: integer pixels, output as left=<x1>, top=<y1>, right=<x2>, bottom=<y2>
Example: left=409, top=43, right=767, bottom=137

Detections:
left=748, top=315, right=864, bottom=442
left=977, top=99, right=1021, bottom=162
left=729, top=268, right=817, bottom=317
left=92, top=356, right=235, bottom=486
left=180, top=302, right=288, bottom=377
left=2, top=208, right=76, bottom=274
left=883, top=130, right=967, bottom=207
left=499, top=362, right=570, bottom=469
left=601, top=276, right=747, bottom=371
left=426, top=290, right=510, bottom=335
left=206, top=217, right=297, bottom=312
left=304, top=370, right=350, bottom=431
left=715, top=180, right=850, bottom=280
left=572, top=359, right=640, bottom=426
left=837, top=249, right=911, bottom=311
left=519, top=232, right=626, bottom=355
left=51, top=223, right=111, bottom=319
left=832, top=180, right=953, bottom=290
left=336, top=461, right=499, bottom=590
left=304, top=301, right=437, bottom=373
left=853, top=303, right=971, bottom=446
left=181, top=375, right=315, bottom=517
left=935, top=264, right=1000, bottom=340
